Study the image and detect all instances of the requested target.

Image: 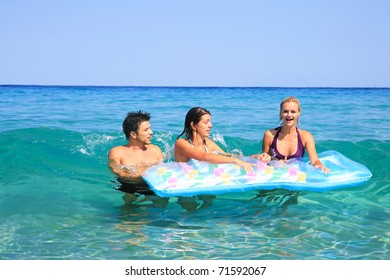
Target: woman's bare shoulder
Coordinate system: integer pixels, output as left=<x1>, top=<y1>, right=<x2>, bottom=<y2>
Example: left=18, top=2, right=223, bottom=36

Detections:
left=264, top=128, right=277, bottom=137
left=298, top=129, right=315, bottom=144
left=298, top=128, right=312, bottom=137
left=175, top=138, right=188, bottom=146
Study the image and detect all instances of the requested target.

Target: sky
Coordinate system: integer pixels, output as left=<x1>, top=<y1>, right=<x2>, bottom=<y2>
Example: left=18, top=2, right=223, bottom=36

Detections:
left=1, top=0, right=389, bottom=87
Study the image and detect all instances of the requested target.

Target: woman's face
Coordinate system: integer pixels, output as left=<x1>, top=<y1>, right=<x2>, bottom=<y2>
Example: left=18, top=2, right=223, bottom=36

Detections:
left=280, top=101, right=300, bottom=126
left=192, top=114, right=213, bottom=137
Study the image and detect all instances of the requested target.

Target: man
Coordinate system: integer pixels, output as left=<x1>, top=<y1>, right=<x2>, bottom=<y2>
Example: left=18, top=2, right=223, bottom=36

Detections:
left=108, top=111, right=167, bottom=207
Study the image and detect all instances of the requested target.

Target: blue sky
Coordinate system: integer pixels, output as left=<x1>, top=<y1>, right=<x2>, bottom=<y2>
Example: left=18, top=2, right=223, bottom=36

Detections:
left=1, top=0, right=389, bottom=87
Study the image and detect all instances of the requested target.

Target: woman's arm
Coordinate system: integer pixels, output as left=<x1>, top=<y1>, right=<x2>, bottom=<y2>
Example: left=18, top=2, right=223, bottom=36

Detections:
left=262, top=130, right=274, bottom=155
left=248, top=130, right=273, bottom=162
left=175, top=138, right=254, bottom=172
left=301, top=130, right=331, bottom=173
left=249, top=130, right=273, bottom=162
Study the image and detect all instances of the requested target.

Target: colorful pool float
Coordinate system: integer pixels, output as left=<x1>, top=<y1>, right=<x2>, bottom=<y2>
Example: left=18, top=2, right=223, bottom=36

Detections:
left=142, top=150, right=372, bottom=197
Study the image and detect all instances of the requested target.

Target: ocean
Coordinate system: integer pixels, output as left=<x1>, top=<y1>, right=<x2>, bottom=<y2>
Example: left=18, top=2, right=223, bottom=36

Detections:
left=0, top=85, right=389, bottom=260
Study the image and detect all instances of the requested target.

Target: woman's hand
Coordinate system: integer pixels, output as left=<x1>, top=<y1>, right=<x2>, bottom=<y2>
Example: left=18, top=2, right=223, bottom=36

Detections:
left=250, top=153, right=271, bottom=162
left=234, top=158, right=255, bottom=173
left=257, top=152, right=271, bottom=162
left=314, top=160, right=331, bottom=173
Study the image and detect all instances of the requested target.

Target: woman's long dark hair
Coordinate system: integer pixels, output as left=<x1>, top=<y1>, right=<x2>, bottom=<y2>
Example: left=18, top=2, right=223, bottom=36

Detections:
left=177, top=107, right=211, bottom=140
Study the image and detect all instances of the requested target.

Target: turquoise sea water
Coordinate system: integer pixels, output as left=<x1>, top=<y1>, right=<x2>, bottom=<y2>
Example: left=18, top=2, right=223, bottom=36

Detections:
left=0, top=85, right=389, bottom=260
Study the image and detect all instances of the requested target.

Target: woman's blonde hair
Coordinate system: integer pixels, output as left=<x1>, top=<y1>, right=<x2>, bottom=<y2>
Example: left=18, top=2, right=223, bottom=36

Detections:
left=279, top=96, right=301, bottom=122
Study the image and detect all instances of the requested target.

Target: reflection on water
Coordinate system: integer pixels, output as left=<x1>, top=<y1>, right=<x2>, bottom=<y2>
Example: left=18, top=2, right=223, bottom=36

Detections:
left=113, top=190, right=316, bottom=259
left=109, top=184, right=390, bottom=260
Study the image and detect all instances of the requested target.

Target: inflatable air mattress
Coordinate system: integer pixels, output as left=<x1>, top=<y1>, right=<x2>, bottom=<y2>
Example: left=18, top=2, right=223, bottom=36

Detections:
left=142, top=151, right=372, bottom=197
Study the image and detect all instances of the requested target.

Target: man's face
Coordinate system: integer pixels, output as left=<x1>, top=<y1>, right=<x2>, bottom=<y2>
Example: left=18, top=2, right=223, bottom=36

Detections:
left=135, top=121, right=153, bottom=144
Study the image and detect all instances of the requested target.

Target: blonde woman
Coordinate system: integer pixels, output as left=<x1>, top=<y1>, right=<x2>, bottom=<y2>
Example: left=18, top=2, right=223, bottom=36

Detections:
left=262, top=97, right=330, bottom=173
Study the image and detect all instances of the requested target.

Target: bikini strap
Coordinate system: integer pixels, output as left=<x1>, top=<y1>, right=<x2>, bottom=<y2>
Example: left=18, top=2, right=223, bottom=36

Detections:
left=188, top=138, right=209, bottom=153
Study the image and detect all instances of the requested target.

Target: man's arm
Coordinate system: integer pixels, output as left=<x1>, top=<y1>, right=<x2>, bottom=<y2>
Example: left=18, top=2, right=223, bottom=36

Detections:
left=108, top=148, right=127, bottom=178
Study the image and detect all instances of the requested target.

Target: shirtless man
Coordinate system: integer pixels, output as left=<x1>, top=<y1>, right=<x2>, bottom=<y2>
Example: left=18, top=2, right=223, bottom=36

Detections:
left=108, top=111, right=167, bottom=206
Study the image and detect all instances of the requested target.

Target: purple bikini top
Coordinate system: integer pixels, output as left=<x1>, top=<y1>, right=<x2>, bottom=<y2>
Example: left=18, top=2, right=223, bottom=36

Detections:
left=270, top=127, right=305, bottom=160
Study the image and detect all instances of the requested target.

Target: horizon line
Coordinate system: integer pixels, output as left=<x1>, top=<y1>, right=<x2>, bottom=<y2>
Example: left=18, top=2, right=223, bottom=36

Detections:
left=1, top=84, right=389, bottom=89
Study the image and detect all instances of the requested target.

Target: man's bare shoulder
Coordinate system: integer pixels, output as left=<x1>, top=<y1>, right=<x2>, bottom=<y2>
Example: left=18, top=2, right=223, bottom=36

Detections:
left=108, top=145, right=127, bottom=158
left=109, top=145, right=128, bottom=152
left=147, top=143, right=163, bottom=151
left=146, top=144, right=164, bottom=160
